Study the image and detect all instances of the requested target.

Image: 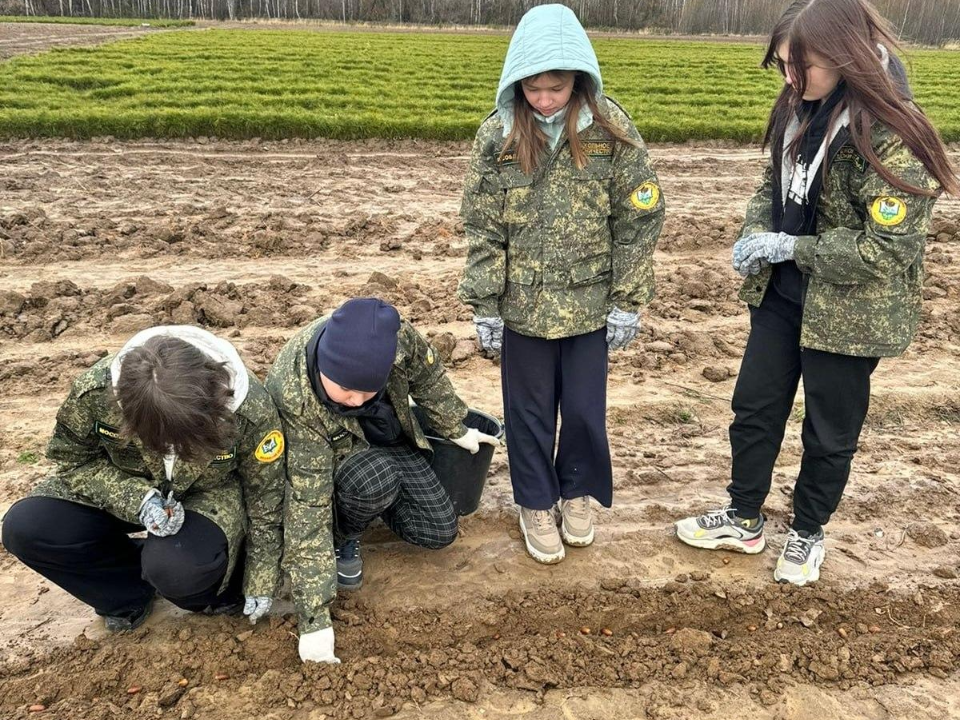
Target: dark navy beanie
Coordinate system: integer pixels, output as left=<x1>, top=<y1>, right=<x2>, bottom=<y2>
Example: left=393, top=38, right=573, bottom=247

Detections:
left=316, top=298, right=401, bottom=392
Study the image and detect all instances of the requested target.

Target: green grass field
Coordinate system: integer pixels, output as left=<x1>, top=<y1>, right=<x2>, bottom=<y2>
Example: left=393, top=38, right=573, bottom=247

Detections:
left=0, top=15, right=194, bottom=27
left=0, top=29, right=957, bottom=141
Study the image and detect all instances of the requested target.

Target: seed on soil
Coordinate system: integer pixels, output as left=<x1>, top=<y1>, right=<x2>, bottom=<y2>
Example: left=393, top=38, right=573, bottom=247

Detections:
left=580, top=626, right=591, bottom=635
left=838, top=628, right=848, bottom=639
left=28, top=705, right=45, bottom=713
left=215, top=673, right=230, bottom=681
left=601, top=628, right=613, bottom=636
left=869, top=625, right=881, bottom=634
left=722, top=558, right=730, bottom=565
left=178, top=678, right=189, bottom=687
left=556, top=631, right=566, bottom=639
left=126, top=687, right=141, bottom=695
left=747, top=625, right=757, bottom=632
left=492, top=633, right=501, bottom=640
left=665, top=628, right=676, bottom=634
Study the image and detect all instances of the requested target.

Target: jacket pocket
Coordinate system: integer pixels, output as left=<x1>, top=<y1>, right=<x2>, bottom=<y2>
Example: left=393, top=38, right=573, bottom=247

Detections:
left=568, top=164, right=614, bottom=218
left=498, top=167, right=536, bottom=225
left=501, top=264, right=539, bottom=323
left=568, top=253, right=612, bottom=287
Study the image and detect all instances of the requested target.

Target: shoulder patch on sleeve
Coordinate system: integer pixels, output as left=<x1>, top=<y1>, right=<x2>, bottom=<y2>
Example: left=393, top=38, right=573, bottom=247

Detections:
left=630, top=182, right=661, bottom=211
left=870, top=196, right=908, bottom=227
left=835, top=146, right=867, bottom=173
left=254, top=430, right=285, bottom=463
left=94, top=420, right=123, bottom=443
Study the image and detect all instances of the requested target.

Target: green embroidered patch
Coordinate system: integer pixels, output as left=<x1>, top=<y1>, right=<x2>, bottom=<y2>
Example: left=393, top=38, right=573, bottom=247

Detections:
left=835, top=146, right=867, bottom=173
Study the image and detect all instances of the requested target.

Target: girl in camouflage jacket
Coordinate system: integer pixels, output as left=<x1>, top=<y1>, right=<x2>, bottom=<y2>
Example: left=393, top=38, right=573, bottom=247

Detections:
left=2, top=326, right=286, bottom=631
left=458, top=4, right=665, bottom=564
left=676, top=0, right=958, bottom=585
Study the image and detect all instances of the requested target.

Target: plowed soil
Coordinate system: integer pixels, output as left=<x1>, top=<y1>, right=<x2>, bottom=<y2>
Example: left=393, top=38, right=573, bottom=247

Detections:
left=1, top=133, right=959, bottom=720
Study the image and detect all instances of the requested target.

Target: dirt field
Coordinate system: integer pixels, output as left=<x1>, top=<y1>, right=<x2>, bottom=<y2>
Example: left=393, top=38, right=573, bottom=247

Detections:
left=0, top=134, right=958, bottom=720
left=0, top=21, right=180, bottom=60
left=1, top=22, right=960, bottom=720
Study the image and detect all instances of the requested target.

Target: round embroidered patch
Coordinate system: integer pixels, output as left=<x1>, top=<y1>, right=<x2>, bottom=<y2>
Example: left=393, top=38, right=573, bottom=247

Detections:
left=255, top=430, right=285, bottom=463
left=630, top=182, right=660, bottom=211
left=870, top=196, right=907, bottom=227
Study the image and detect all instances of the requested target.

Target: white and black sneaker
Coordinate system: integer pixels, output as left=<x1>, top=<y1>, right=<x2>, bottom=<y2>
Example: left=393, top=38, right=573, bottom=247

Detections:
left=774, top=529, right=825, bottom=586
left=675, top=505, right=766, bottom=554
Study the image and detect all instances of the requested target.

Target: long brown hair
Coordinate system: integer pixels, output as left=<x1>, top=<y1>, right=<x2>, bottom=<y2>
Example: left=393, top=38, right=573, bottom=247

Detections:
left=500, top=71, right=640, bottom=175
left=763, top=0, right=958, bottom=196
left=114, top=336, right=238, bottom=463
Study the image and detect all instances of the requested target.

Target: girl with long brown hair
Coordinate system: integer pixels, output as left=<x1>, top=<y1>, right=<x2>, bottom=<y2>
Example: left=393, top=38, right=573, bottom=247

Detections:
left=676, top=0, right=957, bottom=585
left=459, top=3, right=665, bottom=564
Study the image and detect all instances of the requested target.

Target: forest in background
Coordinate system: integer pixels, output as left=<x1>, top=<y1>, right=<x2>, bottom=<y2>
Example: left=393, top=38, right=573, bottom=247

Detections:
left=2, top=0, right=959, bottom=45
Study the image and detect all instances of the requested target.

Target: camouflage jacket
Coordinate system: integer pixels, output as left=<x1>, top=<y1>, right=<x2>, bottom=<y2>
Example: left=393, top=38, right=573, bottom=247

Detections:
left=738, top=123, right=941, bottom=357
left=458, top=96, right=665, bottom=339
left=265, top=316, right=469, bottom=634
left=31, top=357, right=286, bottom=597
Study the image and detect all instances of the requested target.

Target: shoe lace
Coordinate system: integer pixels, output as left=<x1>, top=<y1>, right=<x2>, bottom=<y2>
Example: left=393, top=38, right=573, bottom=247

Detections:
left=783, top=530, right=816, bottom=565
left=531, top=509, right=556, bottom=533
left=700, top=505, right=735, bottom=529
left=336, top=539, right=360, bottom=561
left=564, top=497, right=590, bottom=519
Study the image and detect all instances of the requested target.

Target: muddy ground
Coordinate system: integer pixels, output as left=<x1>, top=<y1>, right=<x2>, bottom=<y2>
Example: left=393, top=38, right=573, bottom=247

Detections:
left=1, top=134, right=958, bottom=720
left=1, top=24, right=960, bottom=720
left=0, top=21, right=180, bottom=60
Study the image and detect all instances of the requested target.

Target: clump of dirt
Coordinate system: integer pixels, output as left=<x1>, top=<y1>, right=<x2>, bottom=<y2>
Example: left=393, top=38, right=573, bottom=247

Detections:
left=2, top=584, right=959, bottom=720
left=0, top=208, right=403, bottom=263
left=657, top=212, right=743, bottom=253
left=906, top=522, right=950, bottom=549
left=360, top=270, right=472, bottom=326
left=649, top=262, right=743, bottom=322
left=0, top=349, right=109, bottom=396
left=236, top=334, right=291, bottom=379
left=0, top=275, right=318, bottom=343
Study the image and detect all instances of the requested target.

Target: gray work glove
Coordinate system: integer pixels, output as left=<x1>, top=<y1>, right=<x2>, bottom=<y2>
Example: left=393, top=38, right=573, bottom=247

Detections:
left=605, top=307, right=640, bottom=351
left=139, top=491, right=185, bottom=537
left=473, top=316, right=504, bottom=354
left=243, top=596, right=273, bottom=624
left=732, top=232, right=797, bottom=277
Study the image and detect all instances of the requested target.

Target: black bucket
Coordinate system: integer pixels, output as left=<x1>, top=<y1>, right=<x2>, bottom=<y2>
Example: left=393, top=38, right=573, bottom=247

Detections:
left=412, top=405, right=504, bottom=516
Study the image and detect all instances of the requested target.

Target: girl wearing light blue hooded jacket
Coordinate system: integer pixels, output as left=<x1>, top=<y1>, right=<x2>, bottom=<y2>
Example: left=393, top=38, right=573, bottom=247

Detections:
left=458, top=4, right=665, bottom=565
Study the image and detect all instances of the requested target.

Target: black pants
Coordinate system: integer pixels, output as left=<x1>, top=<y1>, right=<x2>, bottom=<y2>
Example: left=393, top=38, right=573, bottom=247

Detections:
left=728, top=289, right=879, bottom=534
left=2, top=496, right=242, bottom=617
left=501, top=326, right=612, bottom=510
left=334, top=445, right=458, bottom=549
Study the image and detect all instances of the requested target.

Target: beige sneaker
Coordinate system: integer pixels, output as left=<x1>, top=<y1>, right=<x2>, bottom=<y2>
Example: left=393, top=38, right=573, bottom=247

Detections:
left=560, top=496, right=595, bottom=547
left=519, top=507, right=565, bottom=564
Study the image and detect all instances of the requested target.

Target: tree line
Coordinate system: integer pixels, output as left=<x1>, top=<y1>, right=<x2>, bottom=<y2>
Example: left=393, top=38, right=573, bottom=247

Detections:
left=5, top=0, right=960, bottom=45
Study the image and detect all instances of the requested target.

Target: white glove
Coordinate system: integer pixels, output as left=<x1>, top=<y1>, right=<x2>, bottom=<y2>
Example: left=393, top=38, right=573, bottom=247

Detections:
left=451, top=427, right=501, bottom=455
left=243, top=596, right=273, bottom=624
left=298, top=627, right=340, bottom=664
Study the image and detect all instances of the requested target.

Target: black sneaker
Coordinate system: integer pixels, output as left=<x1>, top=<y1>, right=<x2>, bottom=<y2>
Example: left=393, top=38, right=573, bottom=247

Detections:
left=202, top=599, right=245, bottom=616
left=103, top=597, right=154, bottom=633
left=335, top=539, right=362, bottom=590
